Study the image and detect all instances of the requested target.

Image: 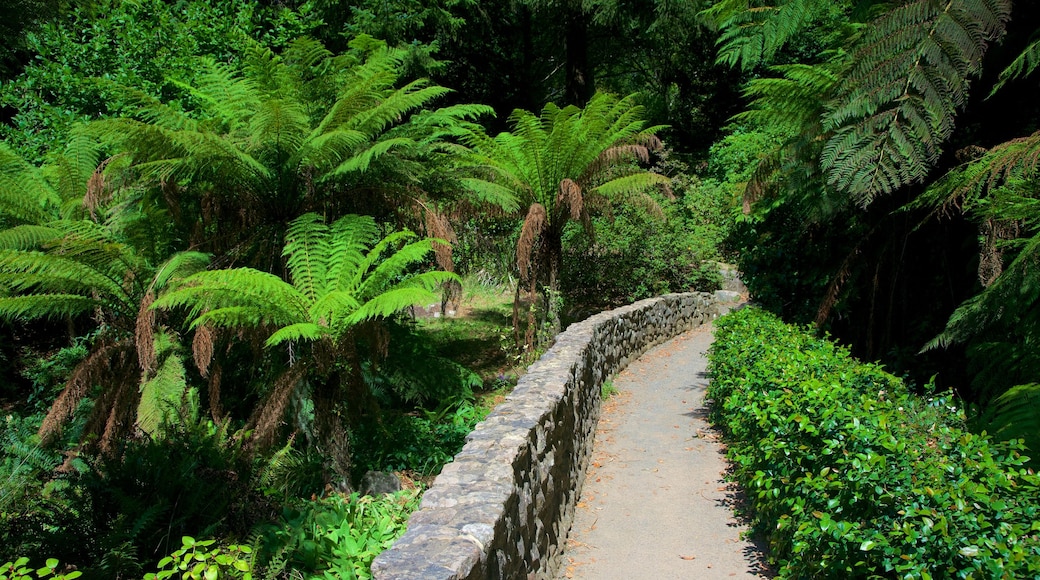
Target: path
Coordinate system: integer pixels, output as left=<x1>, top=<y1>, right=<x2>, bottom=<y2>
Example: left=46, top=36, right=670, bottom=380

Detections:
left=556, top=322, right=772, bottom=579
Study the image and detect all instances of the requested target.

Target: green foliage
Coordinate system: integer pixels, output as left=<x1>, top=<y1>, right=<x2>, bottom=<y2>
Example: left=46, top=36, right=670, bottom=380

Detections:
left=0, top=557, right=81, bottom=580
left=561, top=190, right=722, bottom=308
left=990, top=36, right=1040, bottom=96
left=823, top=0, right=1013, bottom=204
left=156, top=213, right=455, bottom=347
left=463, top=91, right=667, bottom=345
left=146, top=537, right=254, bottom=580
left=708, top=308, right=1040, bottom=578
left=0, top=0, right=321, bottom=162
left=701, top=0, right=841, bottom=71
left=86, top=35, right=493, bottom=270
left=255, top=490, right=421, bottom=579
left=351, top=406, right=482, bottom=478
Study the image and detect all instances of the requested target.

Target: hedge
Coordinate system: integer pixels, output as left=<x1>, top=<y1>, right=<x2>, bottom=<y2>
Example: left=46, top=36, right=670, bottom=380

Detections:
left=707, top=308, right=1040, bottom=579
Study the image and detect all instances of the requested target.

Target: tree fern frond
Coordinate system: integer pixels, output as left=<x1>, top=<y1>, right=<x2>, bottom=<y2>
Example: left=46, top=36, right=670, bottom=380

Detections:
left=913, top=131, right=1040, bottom=216
left=346, top=271, right=459, bottom=325
left=151, top=252, right=212, bottom=292
left=354, top=233, right=428, bottom=298
left=822, top=0, right=1012, bottom=205
left=980, top=383, right=1040, bottom=451
left=704, top=0, right=835, bottom=71
left=136, top=329, right=189, bottom=436
left=265, top=322, right=328, bottom=348
left=0, top=293, right=100, bottom=320
left=326, top=214, right=380, bottom=293
left=0, top=142, right=60, bottom=225
left=990, top=36, right=1040, bottom=96
left=329, top=137, right=417, bottom=175
left=284, top=213, right=331, bottom=303
left=736, top=63, right=841, bottom=131
left=457, top=177, right=521, bottom=212
left=0, top=225, right=63, bottom=250
left=593, top=172, right=672, bottom=198
left=155, top=268, right=310, bottom=329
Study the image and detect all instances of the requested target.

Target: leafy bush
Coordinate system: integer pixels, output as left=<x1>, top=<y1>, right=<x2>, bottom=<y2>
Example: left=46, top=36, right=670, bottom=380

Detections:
left=256, top=490, right=421, bottom=579
left=351, top=402, right=488, bottom=479
left=708, top=308, right=1040, bottom=578
left=0, top=557, right=81, bottom=580
left=561, top=191, right=722, bottom=309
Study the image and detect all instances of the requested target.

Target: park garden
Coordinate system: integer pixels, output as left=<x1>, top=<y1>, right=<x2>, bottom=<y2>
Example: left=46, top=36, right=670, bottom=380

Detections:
left=1, top=0, right=1039, bottom=577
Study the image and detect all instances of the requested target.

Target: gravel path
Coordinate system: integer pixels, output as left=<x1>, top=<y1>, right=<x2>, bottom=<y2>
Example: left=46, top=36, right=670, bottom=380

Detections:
left=556, top=322, right=772, bottom=579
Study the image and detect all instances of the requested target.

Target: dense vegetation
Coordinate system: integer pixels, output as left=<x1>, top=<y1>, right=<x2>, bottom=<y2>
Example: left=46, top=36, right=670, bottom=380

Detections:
left=3, top=0, right=1040, bottom=576
left=0, top=0, right=729, bottom=576
left=708, top=308, right=1040, bottom=577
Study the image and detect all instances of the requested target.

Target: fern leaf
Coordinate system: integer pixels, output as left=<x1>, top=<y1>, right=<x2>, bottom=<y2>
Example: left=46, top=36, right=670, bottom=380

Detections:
left=980, top=383, right=1040, bottom=452
left=264, top=322, right=328, bottom=348
left=0, top=294, right=99, bottom=320
left=346, top=271, right=460, bottom=326
left=990, top=36, right=1040, bottom=96
left=706, top=0, right=835, bottom=71
left=284, top=213, right=331, bottom=303
left=329, top=137, right=416, bottom=175
left=822, top=0, right=1012, bottom=205
left=136, top=329, right=188, bottom=436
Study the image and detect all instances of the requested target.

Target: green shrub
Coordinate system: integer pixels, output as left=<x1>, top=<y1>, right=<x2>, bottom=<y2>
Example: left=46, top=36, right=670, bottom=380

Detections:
left=708, top=308, right=1040, bottom=578
left=146, top=537, right=253, bottom=580
left=0, top=558, right=81, bottom=580
left=256, top=490, right=421, bottom=579
left=561, top=192, right=722, bottom=309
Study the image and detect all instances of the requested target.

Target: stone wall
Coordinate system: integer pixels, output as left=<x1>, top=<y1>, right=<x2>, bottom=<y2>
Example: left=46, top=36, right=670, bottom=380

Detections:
left=371, top=292, right=717, bottom=580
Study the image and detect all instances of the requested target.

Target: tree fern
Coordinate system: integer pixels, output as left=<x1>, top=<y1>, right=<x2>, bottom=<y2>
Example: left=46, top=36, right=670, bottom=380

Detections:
left=462, top=92, right=666, bottom=348
left=822, top=0, right=1013, bottom=205
left=154, top=213, right=458, bottom=470
left=87, top=36, right=495, bottom=272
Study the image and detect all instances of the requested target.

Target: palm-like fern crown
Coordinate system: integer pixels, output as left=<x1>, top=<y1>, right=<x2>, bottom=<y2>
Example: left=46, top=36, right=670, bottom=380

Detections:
left=464, top=92, right=669, bottom=226
left=85, top=36, right=492, bottom=266
left=154, top=212, right=458, bottom=349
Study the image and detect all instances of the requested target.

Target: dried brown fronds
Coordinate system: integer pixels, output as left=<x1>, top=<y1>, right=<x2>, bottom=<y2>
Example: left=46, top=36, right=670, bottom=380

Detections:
left=83, top=156, right=118, bottom=219
left=136, top=291, right=157, bottom=376
left=517, top=203, right=547, bottom=282
left=193, top=323, right=216, bottom=378
left=249, top=364, right=307, bottom=451
left=98, top=380, right=140, bottom=455
left=557, top=178, right=584, bottom=220
left=208, top=363, right=224, bottom=422
left=39, top=339, right=128, bottom=445
left=423, top=206, right=457, bottom=273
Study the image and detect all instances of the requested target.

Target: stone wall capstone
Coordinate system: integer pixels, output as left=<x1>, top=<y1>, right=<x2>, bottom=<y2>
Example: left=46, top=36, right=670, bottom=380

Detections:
left=371, top=292, right=717, bottom=580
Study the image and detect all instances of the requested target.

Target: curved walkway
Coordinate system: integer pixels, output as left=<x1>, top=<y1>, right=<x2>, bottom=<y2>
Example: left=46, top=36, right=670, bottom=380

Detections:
left=556, top=322, right=772, bottom=579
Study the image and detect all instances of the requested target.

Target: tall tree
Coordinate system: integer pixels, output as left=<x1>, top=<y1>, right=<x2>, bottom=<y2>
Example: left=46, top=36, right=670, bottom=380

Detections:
left=462, top=92, right=668, bottom=348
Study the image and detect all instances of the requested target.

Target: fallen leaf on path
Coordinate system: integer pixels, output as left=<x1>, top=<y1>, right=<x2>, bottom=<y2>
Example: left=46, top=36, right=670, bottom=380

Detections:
left=680, top=555, right=696, bottom=560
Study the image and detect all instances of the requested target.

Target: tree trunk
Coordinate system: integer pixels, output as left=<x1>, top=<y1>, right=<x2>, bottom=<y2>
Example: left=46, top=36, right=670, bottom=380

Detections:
left=564, top=6, right=593, bottom=106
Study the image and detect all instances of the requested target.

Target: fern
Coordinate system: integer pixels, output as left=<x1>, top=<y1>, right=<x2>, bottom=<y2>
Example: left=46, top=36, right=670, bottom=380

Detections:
left=979, top=383, right=1040, bottom=456
left=702, top=0, right=837, bottom=71
left=990, top=34, right=1040, bottom=96
left=136, top=329, right=189, bottom=436
left=822, top=0, right=1013, bottom=205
